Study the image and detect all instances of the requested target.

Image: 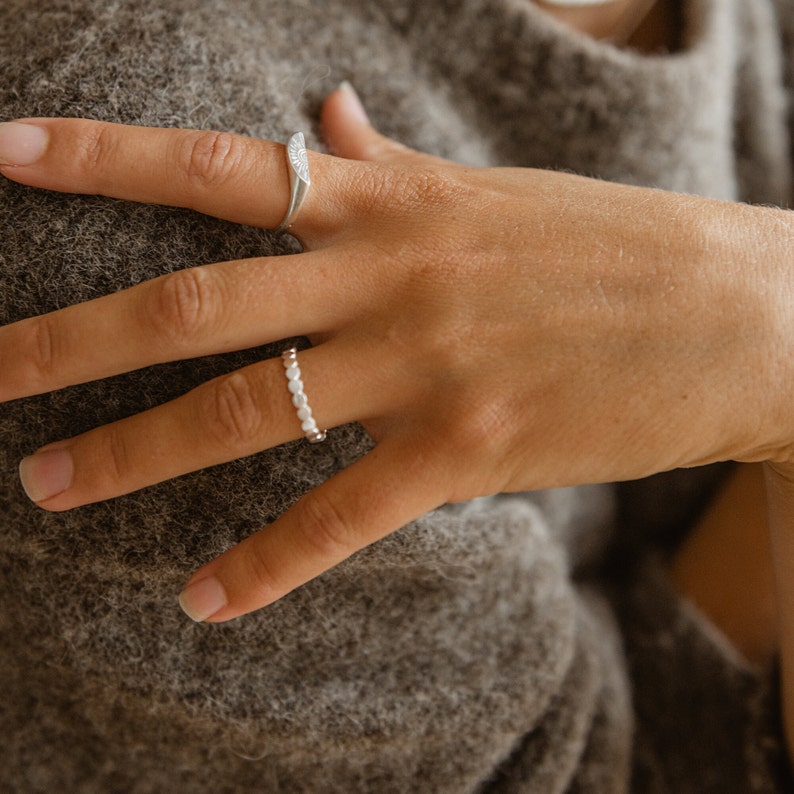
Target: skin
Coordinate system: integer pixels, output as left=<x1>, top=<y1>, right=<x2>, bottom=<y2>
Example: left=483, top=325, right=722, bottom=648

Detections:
left=535, top=0, right=642, bottom=39
left=670, top=462, right=778, bottom=669
left=535, top=0, right=675, bottom=50
left=764, top=463, right=794, bottom=765
left=1, top=82, right=794, bottom=758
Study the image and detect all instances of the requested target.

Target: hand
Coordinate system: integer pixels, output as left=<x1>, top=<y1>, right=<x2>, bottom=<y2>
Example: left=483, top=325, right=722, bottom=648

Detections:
left=1, top=83, right=792, bottom=622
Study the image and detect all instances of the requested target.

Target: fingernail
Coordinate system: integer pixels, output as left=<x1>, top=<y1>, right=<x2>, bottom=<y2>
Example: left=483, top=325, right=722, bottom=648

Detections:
left=0, top=122, right=49, bottom=166
left=338, top=81, right=370, bottom=125
left=179, top=576, right=228, bottom=622
left=19, top=448, right=74, bottom=503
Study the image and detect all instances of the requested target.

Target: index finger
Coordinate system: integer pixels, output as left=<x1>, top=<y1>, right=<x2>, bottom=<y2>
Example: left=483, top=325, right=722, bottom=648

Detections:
left=0, top=118, right=352, bottom=237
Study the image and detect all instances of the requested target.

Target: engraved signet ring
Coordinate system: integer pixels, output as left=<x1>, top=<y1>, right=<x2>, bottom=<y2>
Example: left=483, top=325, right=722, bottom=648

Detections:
left=276, top=132, right=311, bottom=233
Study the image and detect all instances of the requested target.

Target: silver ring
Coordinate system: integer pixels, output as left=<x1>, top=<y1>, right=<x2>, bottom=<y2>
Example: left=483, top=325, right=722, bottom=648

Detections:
left=281, top=347, right=326, bottom=444
left=276, top=132, right=311, bottom=234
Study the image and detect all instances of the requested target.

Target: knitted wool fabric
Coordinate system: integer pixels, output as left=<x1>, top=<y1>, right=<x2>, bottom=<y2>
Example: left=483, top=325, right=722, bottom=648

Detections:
left=0, top=0, right=792, bottom=791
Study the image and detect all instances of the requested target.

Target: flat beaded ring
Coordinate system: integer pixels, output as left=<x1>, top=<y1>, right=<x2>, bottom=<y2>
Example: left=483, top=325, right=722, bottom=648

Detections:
left=282, top=348, right=327, bottom=444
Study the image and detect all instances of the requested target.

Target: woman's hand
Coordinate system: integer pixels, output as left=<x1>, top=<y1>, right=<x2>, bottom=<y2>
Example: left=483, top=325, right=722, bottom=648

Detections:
left=1, top=83, right=793, bottom=622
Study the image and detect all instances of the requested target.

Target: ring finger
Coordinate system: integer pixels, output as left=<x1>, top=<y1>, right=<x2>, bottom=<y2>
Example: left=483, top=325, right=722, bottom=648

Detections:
left=18, top=339, right=392, bottom=511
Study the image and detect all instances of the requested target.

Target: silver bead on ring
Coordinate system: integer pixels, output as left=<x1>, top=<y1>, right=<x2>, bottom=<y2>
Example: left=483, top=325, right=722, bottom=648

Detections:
left=281, top=347, right=326, bottom=443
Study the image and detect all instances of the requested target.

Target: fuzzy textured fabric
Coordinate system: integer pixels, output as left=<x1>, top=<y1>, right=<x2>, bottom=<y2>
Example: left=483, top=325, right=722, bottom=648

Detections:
left=0, top=0, right=793, bottom=791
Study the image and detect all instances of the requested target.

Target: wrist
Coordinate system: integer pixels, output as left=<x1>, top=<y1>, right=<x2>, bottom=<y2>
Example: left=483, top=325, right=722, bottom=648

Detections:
left=694, top=200, right=794, bottom=467
left=741, top=205, right=794, bottom=466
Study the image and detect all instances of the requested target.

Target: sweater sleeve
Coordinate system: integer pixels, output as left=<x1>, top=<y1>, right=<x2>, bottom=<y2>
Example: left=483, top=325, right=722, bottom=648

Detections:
left=732, top=0, right=792, bottom=206
left=615, top=552, right=793, bottom=793
left=773, top=0, right=794, bottom=204
left=614, top=459, right=794, bottom=792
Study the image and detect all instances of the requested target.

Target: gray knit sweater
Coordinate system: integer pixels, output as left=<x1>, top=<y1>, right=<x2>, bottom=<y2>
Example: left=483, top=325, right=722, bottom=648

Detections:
left=1, top=0, right=793, bottom=791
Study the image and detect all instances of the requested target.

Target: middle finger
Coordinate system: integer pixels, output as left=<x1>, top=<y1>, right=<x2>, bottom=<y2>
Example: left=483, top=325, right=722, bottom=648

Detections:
left=0, top=249, right=359, bottom=403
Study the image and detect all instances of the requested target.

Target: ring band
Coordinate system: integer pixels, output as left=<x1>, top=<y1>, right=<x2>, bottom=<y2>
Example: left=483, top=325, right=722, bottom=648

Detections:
left=281, top=347, right=327, bottom=443
left=276, top=132, right=311, bottom=233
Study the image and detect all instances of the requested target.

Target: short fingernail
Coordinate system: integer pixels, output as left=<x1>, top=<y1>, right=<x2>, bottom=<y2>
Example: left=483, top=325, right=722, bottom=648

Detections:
left=19, top=448, right=74, bottom=503
left=0, top=122, right=49, bottom=166
left=179, top=576, right=228, bottom=622
left=338, top=81, right=370, bottom=125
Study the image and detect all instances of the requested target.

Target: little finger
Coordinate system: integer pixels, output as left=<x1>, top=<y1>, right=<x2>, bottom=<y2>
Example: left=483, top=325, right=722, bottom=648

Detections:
left=178, top=438, right=446, bottom=621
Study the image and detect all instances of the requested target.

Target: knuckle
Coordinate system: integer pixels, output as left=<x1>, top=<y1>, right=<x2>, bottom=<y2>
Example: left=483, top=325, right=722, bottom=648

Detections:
left=296, top=490, right=355, bottom=557
left=26, top=314, right=58, bottom=386
left=179, top=130, right=244, bottom=192
left=147, top=267, right=219, bottom=349
left=341, top=165, right=405, bottom=217
left=201, top=371, right=264, bottom=453
left=400, top=168, right=444, bottom=207
left=243, top=539, right=284, bottom=600
left=74, top=122, right=116, bottom=173
left=349, top=165, right=471, bottom=233
left=452, top=394, right=516, bottom=461
left=382, top=167, right=457, bottom=212
left=97, top=424, right=132, bottom=492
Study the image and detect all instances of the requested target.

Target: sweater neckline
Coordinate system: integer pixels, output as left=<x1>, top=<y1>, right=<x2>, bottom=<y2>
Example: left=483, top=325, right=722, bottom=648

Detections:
left=515, top=0, right=726, bottom=71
